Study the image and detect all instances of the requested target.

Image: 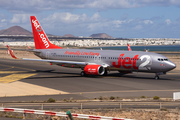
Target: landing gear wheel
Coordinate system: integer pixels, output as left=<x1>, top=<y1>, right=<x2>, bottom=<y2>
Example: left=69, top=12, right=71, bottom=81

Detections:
left=155, top=76, right=159, bottom=80
left=103, top=70, right=108, bottom=76
left=80, top=71, right=86, bottom=76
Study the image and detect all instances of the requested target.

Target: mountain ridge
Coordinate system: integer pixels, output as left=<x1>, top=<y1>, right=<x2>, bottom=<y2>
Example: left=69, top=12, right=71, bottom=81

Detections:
left=90, top=33, right=114, bottom=39
left=0, top=26, right=114, bottom=39
left=0, top=26, right=32, bottom=36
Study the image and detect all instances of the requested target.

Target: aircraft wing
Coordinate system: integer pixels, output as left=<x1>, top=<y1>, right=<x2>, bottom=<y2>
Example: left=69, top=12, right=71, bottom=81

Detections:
left=22, top=58, right=94, bottom=65
left=7, top=45, right=109, bottom=68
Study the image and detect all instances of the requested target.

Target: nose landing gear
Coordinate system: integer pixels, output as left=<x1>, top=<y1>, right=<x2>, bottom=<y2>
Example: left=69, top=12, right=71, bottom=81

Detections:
left=155, top=75, right=159, bottom=80
left=155, top=72, right=166, bottom=79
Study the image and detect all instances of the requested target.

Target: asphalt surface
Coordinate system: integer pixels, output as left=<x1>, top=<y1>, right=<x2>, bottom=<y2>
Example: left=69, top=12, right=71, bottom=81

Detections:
left=0, top=58, right=180, bottom=102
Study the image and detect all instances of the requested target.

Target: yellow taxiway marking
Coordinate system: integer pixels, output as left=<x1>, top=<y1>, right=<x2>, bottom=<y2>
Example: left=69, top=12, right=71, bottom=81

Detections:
left=0, top=63, right=34, bottom=71
left=0, top=74, right=36, bottom=83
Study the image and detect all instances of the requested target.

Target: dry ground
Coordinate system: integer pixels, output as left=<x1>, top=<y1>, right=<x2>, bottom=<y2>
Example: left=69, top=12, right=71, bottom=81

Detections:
left=51, top=109, right=180, bottom=120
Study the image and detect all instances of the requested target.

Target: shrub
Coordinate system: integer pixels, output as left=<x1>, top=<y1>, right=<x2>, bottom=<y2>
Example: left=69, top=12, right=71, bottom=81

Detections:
left=160, top=108, right=167, bottom=111
left=153, top=96, right=160, bottom=100
left=63, top=98, right=67, bottom=102
left=140, top=95, right=146, bottom=98
left=47, top=98, right=56, bottom=103
left=116, top=97, right=120, bottom=99
left=110, top=96, right=115, bottom=100
left=99, top=96, right=103, bottom=100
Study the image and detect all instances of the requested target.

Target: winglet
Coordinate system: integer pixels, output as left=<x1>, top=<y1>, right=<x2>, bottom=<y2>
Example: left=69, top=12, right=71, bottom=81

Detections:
left=7, top=45, right=18, bottom=59
left=30, top=16, right=62, bottom=49
left=127, top=44, right=132, bottom=51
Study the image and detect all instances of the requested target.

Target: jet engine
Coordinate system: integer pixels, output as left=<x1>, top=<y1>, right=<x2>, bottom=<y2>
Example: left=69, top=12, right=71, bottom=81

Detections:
left=84, top=65, right=105, bottom=75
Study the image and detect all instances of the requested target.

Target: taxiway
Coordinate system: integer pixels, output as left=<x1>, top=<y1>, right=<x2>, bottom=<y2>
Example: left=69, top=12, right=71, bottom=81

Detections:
left=0, top=58, right=180, bottom=102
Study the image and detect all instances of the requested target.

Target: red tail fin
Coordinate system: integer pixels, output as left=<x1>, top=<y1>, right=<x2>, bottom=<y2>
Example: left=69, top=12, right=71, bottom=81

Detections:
left=127, top=44, right=132, bottom=51
left=30, top=16, right=62, bottom=49
left=7, top=45, right=18, bottom=59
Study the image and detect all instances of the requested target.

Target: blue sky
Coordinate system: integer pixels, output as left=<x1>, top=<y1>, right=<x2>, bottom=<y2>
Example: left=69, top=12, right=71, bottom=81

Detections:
left=0, top=0, right=180, bottom=38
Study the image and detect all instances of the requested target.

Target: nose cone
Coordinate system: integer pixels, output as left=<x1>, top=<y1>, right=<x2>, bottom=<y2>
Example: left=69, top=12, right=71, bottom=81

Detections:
left=172, top=63, right=176, bottom=69
left=165, top=61, right=176, bottom=71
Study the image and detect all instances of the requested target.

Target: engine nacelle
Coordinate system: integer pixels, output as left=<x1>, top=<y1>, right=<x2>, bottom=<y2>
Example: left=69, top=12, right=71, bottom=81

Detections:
left=84, top=65, right=105, bottom=75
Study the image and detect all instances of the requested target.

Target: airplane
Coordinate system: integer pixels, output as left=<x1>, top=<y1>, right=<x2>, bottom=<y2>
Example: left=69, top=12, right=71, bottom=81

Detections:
left=7, top=16, right=176, bottom=79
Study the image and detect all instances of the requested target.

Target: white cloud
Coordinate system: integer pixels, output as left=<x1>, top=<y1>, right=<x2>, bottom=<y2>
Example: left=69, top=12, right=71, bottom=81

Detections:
left=88, top=22, right=102, bottom=31
left=44, top=12, right=87, bottom=24
left=1, top=10, right=179, bottom=38
left=144, top=20, right=153, bottom=24
left=1, top=19, right=6, bottom=22
left=170, top=0, right=180, bottom=4
left=112, top=20, right=126, bottom=27
left=127, top=19, right=134, bottom=23
left=133, top=25, right=143, bottom=30
left=165, top=19, right=172, bottom=25
left=90, top=13, right=101, bottom=21
left=1, top=0, right=180, bottom=13
left=10, top=14, right=31, bottom=24
left=88, top=0, right=139, bottom=9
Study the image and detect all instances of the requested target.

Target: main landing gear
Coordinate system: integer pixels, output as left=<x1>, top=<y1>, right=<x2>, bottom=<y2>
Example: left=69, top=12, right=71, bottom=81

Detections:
left=80, top=70, right=108, bottom=76
left=103, top=70, right=108, bottom=76
left=80, top=71, right=86, bottom=76
left=155, top=75, right=159, bottom=80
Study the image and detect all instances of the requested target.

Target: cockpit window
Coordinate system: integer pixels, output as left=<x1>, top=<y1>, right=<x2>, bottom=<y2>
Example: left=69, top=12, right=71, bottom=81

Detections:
left=158, top=58, right=169, bottom=61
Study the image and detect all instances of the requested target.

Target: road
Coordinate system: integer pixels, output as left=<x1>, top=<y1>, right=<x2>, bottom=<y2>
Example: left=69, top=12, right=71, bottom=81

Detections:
left=0, top=58, right=180, bottom=102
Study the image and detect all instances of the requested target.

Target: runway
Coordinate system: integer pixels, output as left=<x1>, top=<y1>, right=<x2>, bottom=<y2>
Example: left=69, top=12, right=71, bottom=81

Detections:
left=0, top=58, right=180, bottom=102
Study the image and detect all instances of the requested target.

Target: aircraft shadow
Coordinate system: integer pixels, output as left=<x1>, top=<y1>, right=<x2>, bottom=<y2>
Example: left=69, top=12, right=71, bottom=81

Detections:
left=24, top=69, right=174, bottom=81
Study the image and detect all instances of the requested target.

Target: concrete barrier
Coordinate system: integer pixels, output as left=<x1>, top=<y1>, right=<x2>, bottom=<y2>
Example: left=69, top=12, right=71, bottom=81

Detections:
left=0, top=107, right=133, bottom=120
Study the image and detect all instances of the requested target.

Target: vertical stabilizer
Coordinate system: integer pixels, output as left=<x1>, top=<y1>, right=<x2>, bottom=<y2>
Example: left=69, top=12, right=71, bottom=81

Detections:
left=127, top=44, right=132, bottom=51
left=30, top=16, right=62, bottom=49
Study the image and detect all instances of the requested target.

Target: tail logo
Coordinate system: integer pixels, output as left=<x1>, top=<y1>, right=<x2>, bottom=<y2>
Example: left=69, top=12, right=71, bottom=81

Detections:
left=32, top=19, right=49, bottom=48
left=32, top=20, right=40, bottom=29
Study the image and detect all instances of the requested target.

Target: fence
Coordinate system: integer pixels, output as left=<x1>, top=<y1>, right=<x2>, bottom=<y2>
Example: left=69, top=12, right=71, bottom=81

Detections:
left=1, top=101, right=180, bottom=110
